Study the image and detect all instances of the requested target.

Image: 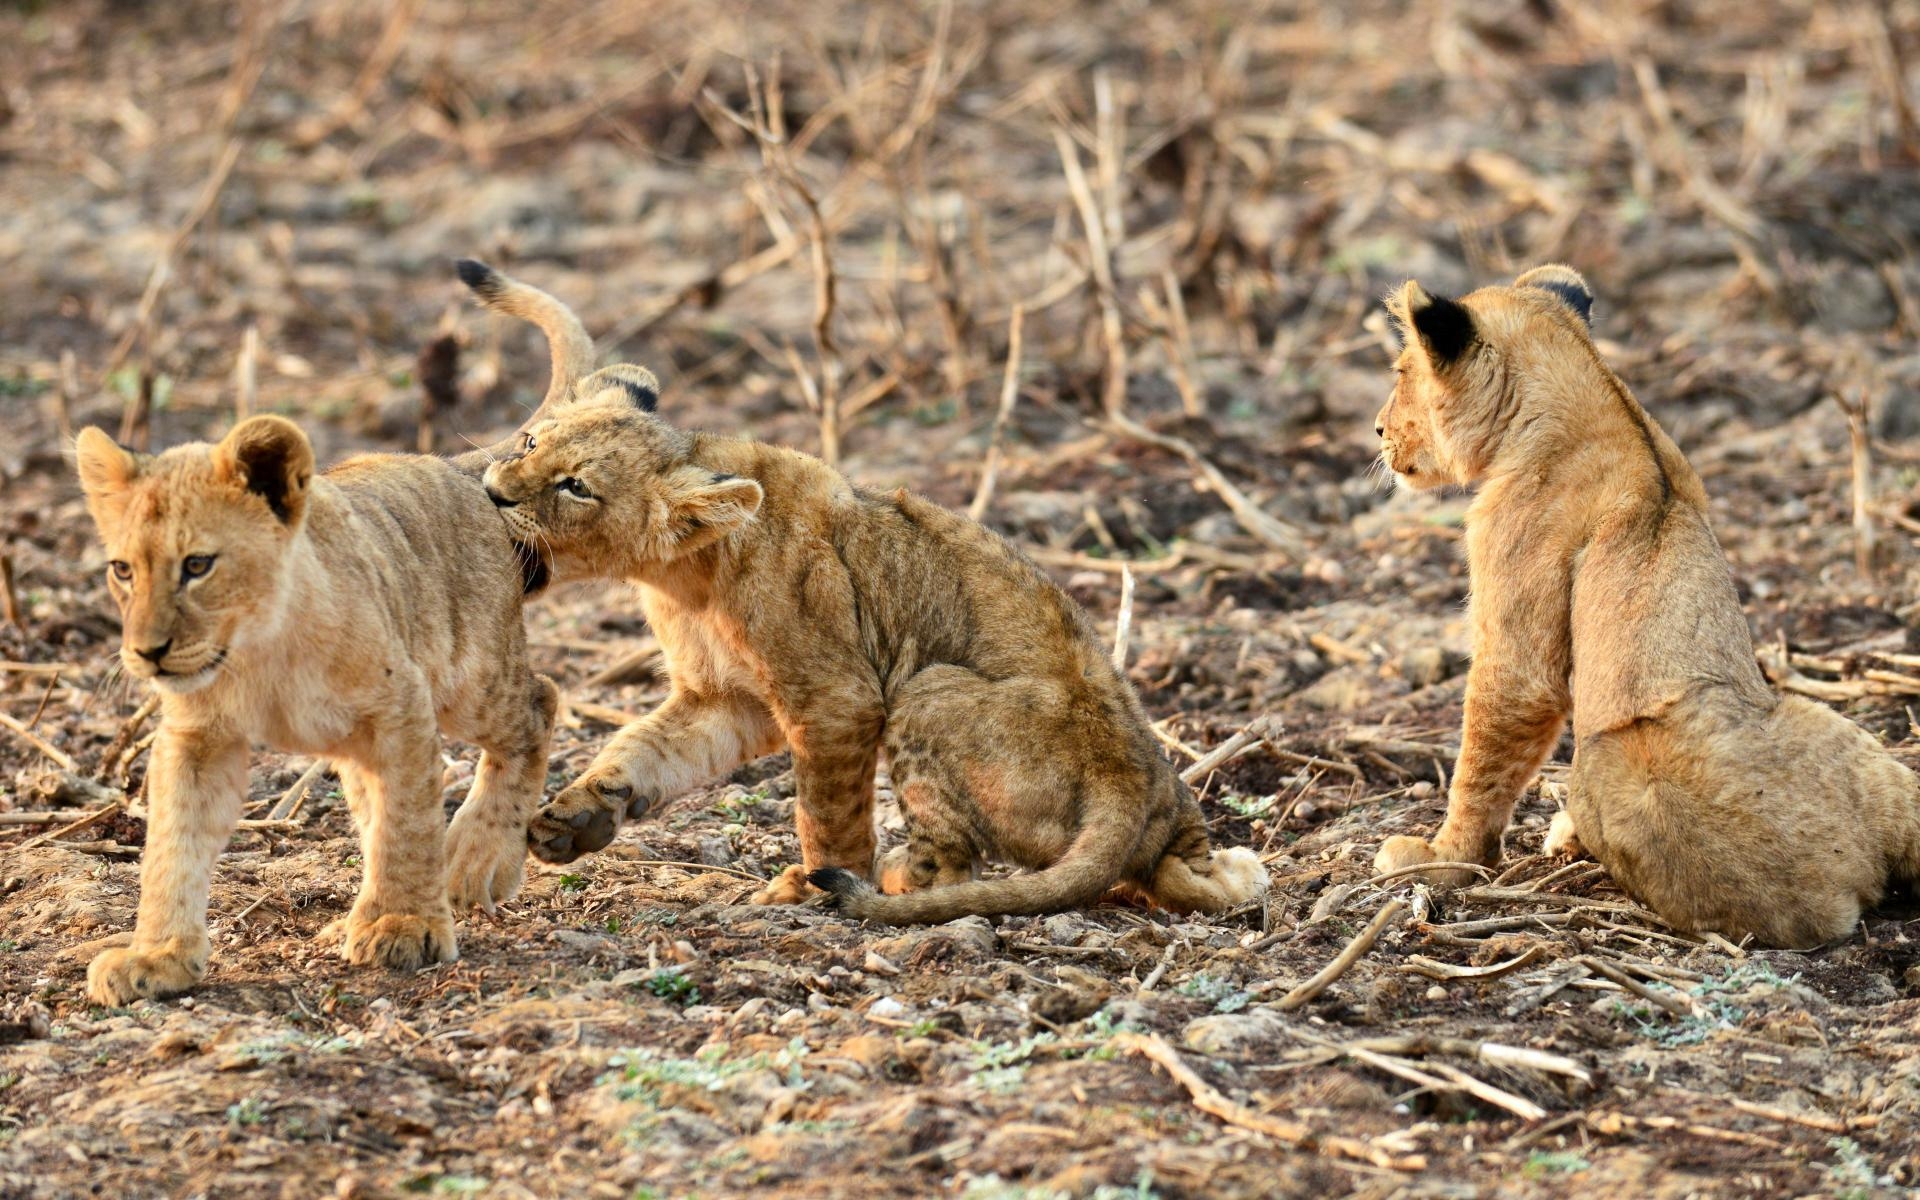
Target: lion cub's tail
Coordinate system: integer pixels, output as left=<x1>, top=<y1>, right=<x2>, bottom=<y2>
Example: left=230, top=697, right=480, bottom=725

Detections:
left=810, top=814, right=1141, bottom=925
left=455, top=258, right=596, bottom=414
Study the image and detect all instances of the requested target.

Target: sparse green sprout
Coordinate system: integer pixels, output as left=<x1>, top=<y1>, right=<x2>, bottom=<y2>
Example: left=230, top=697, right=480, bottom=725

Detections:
left=226, top=1097, right=267, bottom=1126
left=558, top=873, right=589, bottom=891
left=1522, top=1150, right=1589, bottom=1177
left=1175, top=973, right=1251, bottom=1013
left=643, top=967, right=701, bottom=1007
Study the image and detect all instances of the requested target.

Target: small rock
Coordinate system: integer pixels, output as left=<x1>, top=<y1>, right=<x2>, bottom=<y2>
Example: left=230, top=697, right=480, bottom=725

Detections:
left=863, top=950, right=901, bottom=977
left=1425, top=985, right=1448, bottom=1002
left=1041, top=913, right=1092, bottom=945
left=867, top=996, right=906, bottom=1020
left=697, top=836, right=735, bottom=867
left=1184, top=1008, right=1289, bottom=1055
left=806, top=992, right=835, bottom=1014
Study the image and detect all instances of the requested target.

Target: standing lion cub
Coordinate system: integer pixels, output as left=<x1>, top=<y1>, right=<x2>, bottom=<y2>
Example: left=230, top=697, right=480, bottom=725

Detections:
left=74, top=417, right=556, bottom=1003
left=459, top=260, right=1266, bottom=922
left=1371, top=264, right=1920, bottom=948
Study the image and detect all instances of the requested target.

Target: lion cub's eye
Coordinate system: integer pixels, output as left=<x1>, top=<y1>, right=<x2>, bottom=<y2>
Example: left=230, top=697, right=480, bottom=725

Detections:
left=182, top=554, right=216, bottom=581
left=556, top=477, right=592, bottom=500
left=521, top=433, right=537, bottom=453
left=108, top=561, right=133, bottom=582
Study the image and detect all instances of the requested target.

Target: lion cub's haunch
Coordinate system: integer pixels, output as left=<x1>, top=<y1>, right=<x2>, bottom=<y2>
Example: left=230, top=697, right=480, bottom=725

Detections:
left=461, top=261, right=1266, bottom=923
left=1371, top=264, right=1920, bottom=948
left=74, top=417, right=555, bottom=1004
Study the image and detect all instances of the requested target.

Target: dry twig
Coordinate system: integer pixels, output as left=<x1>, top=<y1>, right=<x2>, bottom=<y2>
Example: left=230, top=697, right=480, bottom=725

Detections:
left=1275, top=898, right=1406, bottom=1011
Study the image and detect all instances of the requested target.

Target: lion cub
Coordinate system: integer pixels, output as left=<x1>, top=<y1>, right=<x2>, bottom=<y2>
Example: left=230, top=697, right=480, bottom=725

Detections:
left=459, top=260, right=1266, bottom=922
left=1371, top=264, right=1920, bottom=948
left=74, top=417, right=556, bottom=1003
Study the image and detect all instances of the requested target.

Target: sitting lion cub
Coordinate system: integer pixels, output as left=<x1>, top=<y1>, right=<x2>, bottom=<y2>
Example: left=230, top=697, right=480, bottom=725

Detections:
left=459, top=260, right=1266, bottom=922
left=1371, top=264, right=1920, bottom=948
left=74, top=417, right=556, bottom=1003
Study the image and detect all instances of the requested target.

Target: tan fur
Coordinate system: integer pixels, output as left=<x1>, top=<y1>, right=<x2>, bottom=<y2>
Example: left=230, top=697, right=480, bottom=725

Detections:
left=1370, top=264, right=1920, bottom=948
left=74, top=417, right=555, bottom=1003
left=464, top=264, right=1266, bottom=923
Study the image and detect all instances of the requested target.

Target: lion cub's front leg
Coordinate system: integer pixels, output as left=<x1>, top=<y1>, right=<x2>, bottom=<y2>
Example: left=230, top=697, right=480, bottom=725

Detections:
left=1375, top=540, right=1571, bottom=887
left=531, top=691, right=783, bottom=863
left=336, top=693, right=458, bottom=971
left=87, top=725, right=247, bottom=1006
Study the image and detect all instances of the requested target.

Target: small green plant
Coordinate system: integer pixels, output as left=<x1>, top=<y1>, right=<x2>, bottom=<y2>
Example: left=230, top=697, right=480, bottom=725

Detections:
left=643, top=967, right=701, bottom=1007
left=604, top=915, right=623, bottom=935
left=1826, top=1136, right=1892, bottom=1199
left=558, top=873, right=589, bottom=892
left=1219, top=794, right=1275, bottom=820
left=963, top=1171, right=1160, bottom=1200
left=608, top=1038, right=808, bottom=1107
left=226, top=1097, right=267, bottom=1126
left=0, top=939, right=19, bottom=952
left=968, top=1033, right=1057, bottom=1093
left=1175, top=973, right=1251, bottom=1013
left=1522, top=1150, right=1590, bottom=1177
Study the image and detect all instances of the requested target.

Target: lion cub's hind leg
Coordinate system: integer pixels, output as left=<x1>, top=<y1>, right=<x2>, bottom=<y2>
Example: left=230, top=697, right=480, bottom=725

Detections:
left=1135, top=806, right=1269, bottom=915
left=446, top=673, right=559, bottom=913
left=876, top=776, right=982, bottom=895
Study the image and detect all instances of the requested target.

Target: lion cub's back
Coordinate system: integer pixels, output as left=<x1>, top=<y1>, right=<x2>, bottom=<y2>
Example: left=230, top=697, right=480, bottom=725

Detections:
left=317, top=453, right=527, bottom=695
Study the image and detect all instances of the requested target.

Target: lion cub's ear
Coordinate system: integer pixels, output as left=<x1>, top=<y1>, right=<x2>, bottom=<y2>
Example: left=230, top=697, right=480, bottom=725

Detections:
left=667, top=470, right=763, bottom=555
left=1394, top=281, right=1476, bottom=365
left=75, top=427, right=142, bottom=498
left=1513, top=263, right=1594, bottom=328
left=213, top=415, right=315, bottom=526
left=577, top=364, right=659, bottom=413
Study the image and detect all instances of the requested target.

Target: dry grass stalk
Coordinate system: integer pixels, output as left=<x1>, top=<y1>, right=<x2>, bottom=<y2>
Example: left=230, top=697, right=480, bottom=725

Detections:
left=1291, top=1027, right=1550, bottom=1121
left=1115, top=1032, right=1427, bottom=1170
left=292, top=0, right=419, bottom=148
left=1178, top=718, right=1276, bottom=785
left=1835, top=384, right=1876, bottom=577
left=266, top=758, right=330, bottom=821
left=968, top=304, right=1025, bottom=521
left=0, top=554, right=20, bottom=629
left=234, top=324, right=258, bottom=420
left=95, top=695, right=160, bottom=782
left=1274, top=897, right=1407, bottom=1011
left=13, top=799, right=120, bottom=853
left=1578, top=955, right=1699, bottom=1018
left=0, top=710, right=79, bottom=773
left=53, top=350, right=77, bottom=445
left=101, top=139, right=245, bottom=384
left=1053, top=127, right=1129, bottom=420
left=1111, top=565, right=1136, bottom=672
left=1106, top=413, right=1308, bottom=557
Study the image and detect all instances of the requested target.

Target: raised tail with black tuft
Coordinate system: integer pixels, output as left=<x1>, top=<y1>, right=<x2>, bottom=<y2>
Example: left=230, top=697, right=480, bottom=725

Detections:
left=452, top=258, right=596, bottom=417
left=807, top=813, right=1142, bottom=924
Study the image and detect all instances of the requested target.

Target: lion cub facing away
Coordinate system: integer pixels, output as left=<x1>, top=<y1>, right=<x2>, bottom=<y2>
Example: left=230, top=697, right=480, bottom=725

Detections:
left=1372, top=264, right=1920, bottom=948
left=74, top=417, right=556, bottom=1004
left=460, top=260, right=1265, bottom=922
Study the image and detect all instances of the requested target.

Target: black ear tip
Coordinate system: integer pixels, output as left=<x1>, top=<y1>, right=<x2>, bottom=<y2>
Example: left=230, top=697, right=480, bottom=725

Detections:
left=455, top=258, right=500, bottom=295
left=1411, top=292, right=1476, bottom=363
left=1535, top=280, right=1594, bottom=326
left=618, top=379, right=658, bottom=413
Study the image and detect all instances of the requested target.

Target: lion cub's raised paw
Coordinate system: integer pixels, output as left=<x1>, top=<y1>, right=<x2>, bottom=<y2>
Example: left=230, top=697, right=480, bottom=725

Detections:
left=529, top=770, right=656, bottom=864
left=342, top=910, right=458, bottom=972
left=86, top=940, right=207, bottom=1006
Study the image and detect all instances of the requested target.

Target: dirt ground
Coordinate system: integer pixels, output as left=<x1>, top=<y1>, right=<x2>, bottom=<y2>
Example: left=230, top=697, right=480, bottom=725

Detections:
left=4, top=1, right=1920, bottom=1196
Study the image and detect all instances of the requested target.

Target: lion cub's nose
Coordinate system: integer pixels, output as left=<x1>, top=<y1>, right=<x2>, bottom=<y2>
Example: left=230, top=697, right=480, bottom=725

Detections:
left=134, top=639, right=173, bottom=664
left=486, top=488, right=517, bottom=509
left=1374, top=423, right=1385, bottom=437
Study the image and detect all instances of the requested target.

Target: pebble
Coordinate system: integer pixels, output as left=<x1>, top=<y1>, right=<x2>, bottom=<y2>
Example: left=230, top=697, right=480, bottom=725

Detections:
left=1425, top=985, right=1448, bottom=1002
left=806, top=992, right=835, bottom=1014
left=868, top=996, right=906, bottom=1020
